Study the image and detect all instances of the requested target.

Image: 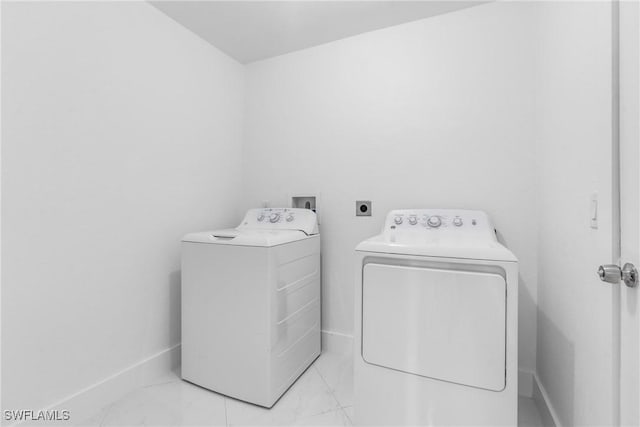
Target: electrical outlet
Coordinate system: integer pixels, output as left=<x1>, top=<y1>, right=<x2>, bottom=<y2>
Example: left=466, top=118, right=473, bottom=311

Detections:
left=356, top=201, right=372, bottom=216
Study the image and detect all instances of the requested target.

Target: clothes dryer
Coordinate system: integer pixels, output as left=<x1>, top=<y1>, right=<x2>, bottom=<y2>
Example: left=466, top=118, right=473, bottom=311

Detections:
left=354, top=209, right=517, bottom=425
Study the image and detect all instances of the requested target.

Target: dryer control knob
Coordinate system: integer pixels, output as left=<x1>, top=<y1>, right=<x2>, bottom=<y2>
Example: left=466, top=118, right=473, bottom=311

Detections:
left=408, top=216, right=418, bottom=225
left=257, top=214, right=265, bottom=222
left=394, top=216, right=403, bottom=225
left=269, top=213, right=280, bottom=223
left=453, top=217, right=463, bottom=227
left=286, top=214, right=294, bottom=222
left=427, top=216, right=442, bottom=228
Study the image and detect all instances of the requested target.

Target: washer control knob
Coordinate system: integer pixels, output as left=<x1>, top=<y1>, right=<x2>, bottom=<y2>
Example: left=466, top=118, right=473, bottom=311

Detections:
left=427, top=216, right=442, bottom=228
left=257, top=213, right=265, bottom=222
left=408, top=216, right=418, bottom=225
left=394, top=216, right=403, bottom=225
left=269, top=213, right=280, bottom=223
left=286, top=214, right=294, bottom=222
left=453, top=217, right=463, bottom=227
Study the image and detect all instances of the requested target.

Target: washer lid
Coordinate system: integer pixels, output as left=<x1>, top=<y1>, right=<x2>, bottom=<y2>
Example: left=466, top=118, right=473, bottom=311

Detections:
left=182, top=207, right=319, bottom=247
left=182, top=228, right=311, bottom=247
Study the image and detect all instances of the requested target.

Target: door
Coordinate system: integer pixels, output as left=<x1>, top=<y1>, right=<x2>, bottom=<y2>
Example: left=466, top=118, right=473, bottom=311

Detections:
left=618, top=1, right=640, bottom=424
left=598, top=1, right=640, bottom=424
left=536, top=2, right=638, bottom=425
left=361, top=263, right=506, bottom=391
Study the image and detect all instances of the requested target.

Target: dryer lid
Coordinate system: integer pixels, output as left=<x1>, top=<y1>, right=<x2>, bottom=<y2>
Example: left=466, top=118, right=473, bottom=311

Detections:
left=361, top=263, right=507, bottom=391
left=356, top=209, right=517, bottom=262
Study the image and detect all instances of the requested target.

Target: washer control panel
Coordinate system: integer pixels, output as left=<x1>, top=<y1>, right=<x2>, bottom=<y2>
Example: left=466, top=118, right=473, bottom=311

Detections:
left=238, top=208, right=319, bottom=235
left=383, top=209, right=494, bottom=238
left=256, top=208, right=296, bottom=224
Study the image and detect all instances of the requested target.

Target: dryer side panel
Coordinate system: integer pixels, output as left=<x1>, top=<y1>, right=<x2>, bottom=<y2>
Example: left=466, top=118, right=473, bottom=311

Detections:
left=362, top=263, right=506, bottom=391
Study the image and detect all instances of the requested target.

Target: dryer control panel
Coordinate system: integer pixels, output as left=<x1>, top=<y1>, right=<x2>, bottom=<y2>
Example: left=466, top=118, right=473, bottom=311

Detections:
left=238, top=208, right=319, bottom=235
left=383, top=209, right=496, bottom=241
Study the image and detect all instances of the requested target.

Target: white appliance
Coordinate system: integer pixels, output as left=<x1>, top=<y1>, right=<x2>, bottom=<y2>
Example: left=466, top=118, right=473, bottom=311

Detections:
left=181, top=208, right=320, bottom=408
left=354, top=209, right=518, bottom=426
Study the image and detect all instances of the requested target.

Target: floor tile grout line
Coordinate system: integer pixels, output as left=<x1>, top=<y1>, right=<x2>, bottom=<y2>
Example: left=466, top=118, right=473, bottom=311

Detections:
left=338, top=405, right=353, bottom=426
left=313, top=362, right=345, bottom=411
left=314, top=353, right=355, bottom=425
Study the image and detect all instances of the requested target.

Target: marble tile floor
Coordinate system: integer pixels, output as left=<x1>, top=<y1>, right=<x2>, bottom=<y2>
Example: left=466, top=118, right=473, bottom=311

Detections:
left=77, top=351, right=544, bottom=426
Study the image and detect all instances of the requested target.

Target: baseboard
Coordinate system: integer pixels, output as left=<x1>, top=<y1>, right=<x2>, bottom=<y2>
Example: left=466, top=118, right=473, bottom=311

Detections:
left=15, top=345, right=181, bottom=426
left=321, top=330, right=353, bottom=354
left=518, top=369, right=534, bottom=397
left=532, top=372, right=561, bottom=427
left=25, top=338, right=559, bottom=427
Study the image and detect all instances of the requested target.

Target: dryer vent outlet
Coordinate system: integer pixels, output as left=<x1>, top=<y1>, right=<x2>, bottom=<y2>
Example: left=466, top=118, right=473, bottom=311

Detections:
left=356, top=201, right=372, bottom=216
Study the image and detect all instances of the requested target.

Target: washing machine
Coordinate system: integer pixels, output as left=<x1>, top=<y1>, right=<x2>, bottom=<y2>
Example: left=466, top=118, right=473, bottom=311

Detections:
left=354, top=209, right=518, bottom=426
left=181, top=208, right=320, bottom=408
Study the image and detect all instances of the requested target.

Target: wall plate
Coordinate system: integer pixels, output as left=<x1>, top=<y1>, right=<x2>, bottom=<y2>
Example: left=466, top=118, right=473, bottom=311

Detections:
left=288, top=193, right=321, bottom=223
left=356, top=200, right=372, bottom=216
left=292, top=196, right=316, bottom=212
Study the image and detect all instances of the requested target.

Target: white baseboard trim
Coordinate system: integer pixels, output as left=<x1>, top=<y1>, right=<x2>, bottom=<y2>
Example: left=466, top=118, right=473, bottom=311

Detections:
left=17, top=344, right=181, bottom=426
left=321, top=330, right=353, bottom=354
left=518, top=369, right=534, bottom=397
left=24, top=338, right=560, bottom=427
left=532, top=372, right=561, bottom=427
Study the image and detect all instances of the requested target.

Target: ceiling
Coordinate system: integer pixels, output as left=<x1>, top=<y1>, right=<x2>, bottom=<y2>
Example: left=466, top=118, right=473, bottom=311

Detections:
left=150, top=1, right=486, bottom=64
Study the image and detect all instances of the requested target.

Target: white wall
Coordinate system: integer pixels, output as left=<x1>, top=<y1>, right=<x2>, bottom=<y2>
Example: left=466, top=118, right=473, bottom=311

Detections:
left=1, top=1, right=244, bottom=413
left=534, top=2, right=616, bottom=425
left=242, top=2, right=539, bottom=373
left=7, top=2, right=619, bottom=420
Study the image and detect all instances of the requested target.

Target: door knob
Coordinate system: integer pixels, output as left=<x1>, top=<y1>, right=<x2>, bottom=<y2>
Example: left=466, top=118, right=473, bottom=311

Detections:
left=622, top=263, right=638, bottom=288
left=598, top=264, right=622, bottom=284
left=597, top=263, right=638, bottom=288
